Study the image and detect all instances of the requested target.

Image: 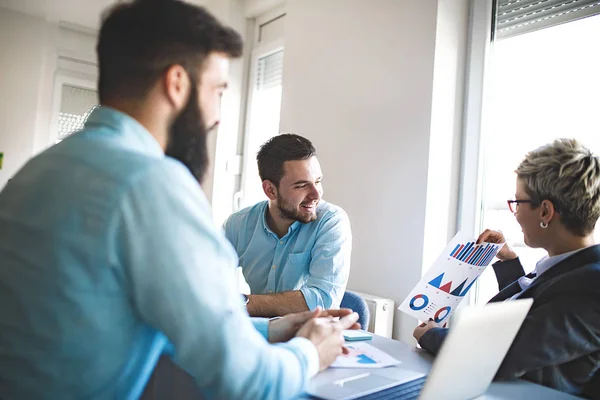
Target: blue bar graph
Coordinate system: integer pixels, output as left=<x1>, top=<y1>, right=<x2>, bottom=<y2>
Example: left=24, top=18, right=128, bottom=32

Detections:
left=449, top=241, right=502, bottom=266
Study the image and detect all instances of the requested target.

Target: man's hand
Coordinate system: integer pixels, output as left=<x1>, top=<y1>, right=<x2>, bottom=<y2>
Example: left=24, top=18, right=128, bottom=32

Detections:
left=268, top=307, right=360, bottom=343
left=477, top=229, right=518, bottom=261
left=413, top=319, right=441, bottom=342
left=296, top=312, right=360, bottom=371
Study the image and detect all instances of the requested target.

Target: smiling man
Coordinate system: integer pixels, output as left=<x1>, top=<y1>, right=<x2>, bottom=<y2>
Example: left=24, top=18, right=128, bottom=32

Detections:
left=224, top=134, right=352, bottom=317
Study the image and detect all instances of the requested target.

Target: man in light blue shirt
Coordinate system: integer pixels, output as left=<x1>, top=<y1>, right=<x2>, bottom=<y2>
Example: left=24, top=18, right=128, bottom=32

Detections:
left=0, top=1, right=358, bottom=399
left=224, top=134, right=352, bottom=317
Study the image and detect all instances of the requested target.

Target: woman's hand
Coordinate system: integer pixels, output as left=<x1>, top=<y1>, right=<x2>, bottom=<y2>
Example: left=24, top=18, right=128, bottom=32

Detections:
left=413, top=319, right=440, bottom=342
left=477, top=229, right=518, bottom=261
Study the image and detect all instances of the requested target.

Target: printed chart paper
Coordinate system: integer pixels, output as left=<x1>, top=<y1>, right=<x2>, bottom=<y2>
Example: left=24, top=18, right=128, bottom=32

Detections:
left=331, top=342, right=401, bottom=369
left=398, top=231, right=505, bottom=326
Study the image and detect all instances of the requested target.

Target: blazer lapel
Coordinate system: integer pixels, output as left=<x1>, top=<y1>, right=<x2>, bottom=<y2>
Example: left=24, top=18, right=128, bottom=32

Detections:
left=493, top=245, right=600, bottom=302
left=488, top=273, right=535, bottom=303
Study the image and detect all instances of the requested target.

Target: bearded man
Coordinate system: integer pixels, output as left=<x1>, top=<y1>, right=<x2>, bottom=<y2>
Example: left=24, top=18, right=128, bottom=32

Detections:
left=0, top=2, right=359, bottom=398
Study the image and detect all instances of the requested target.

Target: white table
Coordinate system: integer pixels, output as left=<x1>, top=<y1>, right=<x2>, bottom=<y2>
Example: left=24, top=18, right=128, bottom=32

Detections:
left=305, top=334, right=581, bottom=399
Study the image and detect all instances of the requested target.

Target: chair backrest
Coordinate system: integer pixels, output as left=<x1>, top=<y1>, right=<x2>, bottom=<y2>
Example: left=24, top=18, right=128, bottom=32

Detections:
left=340, top=291, right=370, bottom=330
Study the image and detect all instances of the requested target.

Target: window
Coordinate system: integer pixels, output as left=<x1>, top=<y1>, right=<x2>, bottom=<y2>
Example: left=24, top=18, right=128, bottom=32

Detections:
left=239, top=48, right=284, bottom=209
left=474, top=1, right=600, bottom=302
left=237, top=10, right=285, bottom=210
left=48, top=57, right=98, bottom=147
left=56, top=85, right=98, bottom=143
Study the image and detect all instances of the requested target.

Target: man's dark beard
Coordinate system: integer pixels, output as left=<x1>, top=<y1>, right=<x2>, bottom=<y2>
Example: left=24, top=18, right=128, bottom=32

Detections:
left=276, top=193, right=317, bottom=224
left=165, top=79, right=213, bottom=184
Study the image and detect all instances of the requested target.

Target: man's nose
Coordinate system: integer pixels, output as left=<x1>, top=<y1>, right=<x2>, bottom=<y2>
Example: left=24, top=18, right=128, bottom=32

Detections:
left=308, top=185, right=320, bottom=199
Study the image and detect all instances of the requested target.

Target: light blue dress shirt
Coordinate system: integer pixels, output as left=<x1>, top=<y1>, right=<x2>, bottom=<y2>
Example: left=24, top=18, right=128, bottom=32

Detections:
left=224, top=200, right=352, bottom=310
left=0, top=107, right=317, bottom=399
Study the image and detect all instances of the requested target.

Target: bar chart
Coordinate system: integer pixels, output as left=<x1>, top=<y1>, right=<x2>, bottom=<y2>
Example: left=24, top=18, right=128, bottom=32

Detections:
left=449, top=241, right=503, bottom=266
left=400, top=231, right=506, bottom=324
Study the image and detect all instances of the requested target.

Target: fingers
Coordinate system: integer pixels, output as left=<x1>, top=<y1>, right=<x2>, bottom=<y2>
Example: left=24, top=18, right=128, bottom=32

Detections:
left=417, top=318, right=438, bottom=329
left=477, top=229, right=492, bottom=244
left=287, top=308, right=320, bottom=325
left=477, top=229, right=504, bottom=244
left=426, top=320, right=440, bottom=328
left=319, top=308, right=353, bottom=318
left=338, top=312, right=360, bottom=330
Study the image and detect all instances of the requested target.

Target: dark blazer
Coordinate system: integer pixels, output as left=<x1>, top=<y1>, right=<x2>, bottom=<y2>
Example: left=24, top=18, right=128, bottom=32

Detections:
left=419, top=244, right=600, bottom=399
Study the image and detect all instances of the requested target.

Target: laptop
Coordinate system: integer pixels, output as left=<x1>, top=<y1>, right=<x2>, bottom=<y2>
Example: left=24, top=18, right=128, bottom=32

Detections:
left=307, top=298, right=533, bottom=400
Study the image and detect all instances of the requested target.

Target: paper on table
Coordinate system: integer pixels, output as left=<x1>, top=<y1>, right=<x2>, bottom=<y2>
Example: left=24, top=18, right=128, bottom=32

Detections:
left=331, top=342, right=401, bottom=369
left=398, top=231, right=505, bottom=326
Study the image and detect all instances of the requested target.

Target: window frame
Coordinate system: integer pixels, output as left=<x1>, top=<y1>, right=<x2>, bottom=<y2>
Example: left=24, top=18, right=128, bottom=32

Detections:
left=235, top=7, right=285, bottom=211
left=457, top=0, right=495, bottom=306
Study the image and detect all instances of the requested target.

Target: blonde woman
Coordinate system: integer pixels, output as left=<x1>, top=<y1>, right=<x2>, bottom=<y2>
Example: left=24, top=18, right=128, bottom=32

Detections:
left=414, top=139, right=600, bottom=399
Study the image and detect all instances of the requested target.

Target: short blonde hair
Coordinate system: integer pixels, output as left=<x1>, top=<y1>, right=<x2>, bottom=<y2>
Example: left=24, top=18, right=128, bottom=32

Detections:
left=516, top=139, right=600, bottom=236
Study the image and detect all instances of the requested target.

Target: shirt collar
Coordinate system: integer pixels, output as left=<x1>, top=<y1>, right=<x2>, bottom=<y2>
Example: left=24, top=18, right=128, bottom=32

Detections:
left=535, top=247, right=589, bottom=277
left=261, top=201, right=301, bottom=238
left=84, top=106, right=164, bottom=158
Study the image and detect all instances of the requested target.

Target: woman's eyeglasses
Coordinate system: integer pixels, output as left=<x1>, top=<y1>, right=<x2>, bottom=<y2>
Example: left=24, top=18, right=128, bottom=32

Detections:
left=507, top=199, right=533, bottom=213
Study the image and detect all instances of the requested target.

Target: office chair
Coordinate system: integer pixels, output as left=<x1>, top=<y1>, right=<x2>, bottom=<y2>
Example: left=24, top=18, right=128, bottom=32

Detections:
left=340, top=291, right=370, bottom=331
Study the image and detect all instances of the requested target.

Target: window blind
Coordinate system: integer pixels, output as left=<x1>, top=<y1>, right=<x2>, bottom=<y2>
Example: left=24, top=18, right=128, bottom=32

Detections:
left=496, top=0, right=600, bottom=39
left=256, top=50, right=284, bottom=91
left=57, top=85, right=98, bottom=141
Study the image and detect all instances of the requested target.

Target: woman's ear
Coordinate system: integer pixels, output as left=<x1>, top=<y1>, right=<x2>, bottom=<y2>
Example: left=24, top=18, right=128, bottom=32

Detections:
left=540, top=199, right=556, bottom=222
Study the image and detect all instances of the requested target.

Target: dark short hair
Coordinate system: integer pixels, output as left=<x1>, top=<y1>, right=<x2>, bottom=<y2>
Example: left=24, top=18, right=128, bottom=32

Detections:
left=97, top=0, right=243, bottom=102
left=257, top=134, right=317, bottom=187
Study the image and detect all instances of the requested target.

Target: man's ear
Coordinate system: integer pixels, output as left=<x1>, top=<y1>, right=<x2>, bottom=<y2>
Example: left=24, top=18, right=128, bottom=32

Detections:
left=164, top=64, right=191, bottom=112
left=262, top=180, right=278, bottom=200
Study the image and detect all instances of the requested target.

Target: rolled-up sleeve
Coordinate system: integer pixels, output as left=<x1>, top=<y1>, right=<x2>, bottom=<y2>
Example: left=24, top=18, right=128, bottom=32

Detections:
left=116, top=159, right=316, bottom=400
left=300, top=209, right=352, bottom=310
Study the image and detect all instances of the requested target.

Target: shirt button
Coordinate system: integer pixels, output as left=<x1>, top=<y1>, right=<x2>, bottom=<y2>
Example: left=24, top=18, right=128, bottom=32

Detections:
left=279, top=240, right=284, bottom=245
left=269, top=290, right=273, bottom=293
left=272, top=265, right=276, bottom=269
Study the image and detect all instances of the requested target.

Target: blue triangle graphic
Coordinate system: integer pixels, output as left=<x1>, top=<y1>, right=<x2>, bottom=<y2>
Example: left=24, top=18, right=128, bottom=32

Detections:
left=450, top=278, right=468, bottom=296
left=428, top=273, right=444, bottom=289
left=459, top=278, right=478, bottom=297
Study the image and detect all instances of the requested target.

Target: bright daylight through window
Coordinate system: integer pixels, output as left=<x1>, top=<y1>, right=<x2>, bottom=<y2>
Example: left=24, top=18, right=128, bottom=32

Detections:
left=476, top=12, right=600, bottom=302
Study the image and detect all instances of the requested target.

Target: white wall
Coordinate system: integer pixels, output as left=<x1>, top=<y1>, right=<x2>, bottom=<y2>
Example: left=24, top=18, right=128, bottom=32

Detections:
left=280, top=0, right=469, bottom=343
left=0, top=8, right=57, bottom=189
left=244, top=0, right=284, bottom=18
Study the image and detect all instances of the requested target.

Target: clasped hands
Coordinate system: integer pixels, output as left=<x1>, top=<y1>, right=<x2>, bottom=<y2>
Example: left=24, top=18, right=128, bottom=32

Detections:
left=268, top=307, right=360, bottom=344
left=268, top=307, right=361, bottom=371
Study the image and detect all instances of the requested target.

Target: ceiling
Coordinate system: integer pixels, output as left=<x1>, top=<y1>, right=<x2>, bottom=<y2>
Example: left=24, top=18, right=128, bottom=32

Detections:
left=0, top=0, right=210, bottom=31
